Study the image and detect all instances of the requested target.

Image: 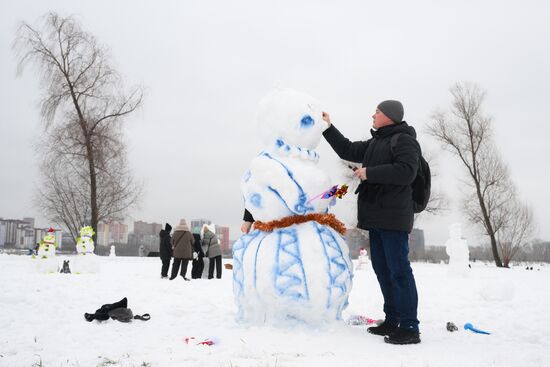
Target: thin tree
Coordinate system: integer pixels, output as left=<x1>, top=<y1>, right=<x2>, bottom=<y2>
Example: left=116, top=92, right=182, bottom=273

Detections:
left=427, top=82, right=534, bottom=267
left=14, top=13, right=143, bottom=251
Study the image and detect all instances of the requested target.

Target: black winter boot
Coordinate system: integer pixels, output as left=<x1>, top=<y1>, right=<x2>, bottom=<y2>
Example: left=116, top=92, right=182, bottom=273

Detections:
left=367, top=322, right=399, bottom=336
left=384, top=328, right=421, bottom=345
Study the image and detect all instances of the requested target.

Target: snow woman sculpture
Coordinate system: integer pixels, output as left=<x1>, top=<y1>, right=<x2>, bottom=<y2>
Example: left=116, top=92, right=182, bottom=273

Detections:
left=233, top=88, right=353, bottom=324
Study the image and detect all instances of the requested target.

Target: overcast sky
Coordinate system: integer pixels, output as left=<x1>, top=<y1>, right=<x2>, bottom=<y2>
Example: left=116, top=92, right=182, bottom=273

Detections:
left=1, top=0, right=549, bottom=245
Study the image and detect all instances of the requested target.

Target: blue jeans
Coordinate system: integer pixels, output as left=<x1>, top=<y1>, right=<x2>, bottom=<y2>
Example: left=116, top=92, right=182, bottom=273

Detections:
left=369, top=228, right=419, bottom=332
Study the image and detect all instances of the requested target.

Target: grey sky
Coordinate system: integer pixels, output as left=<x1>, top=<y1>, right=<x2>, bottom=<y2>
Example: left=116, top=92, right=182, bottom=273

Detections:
left=1, top=0, right=548, bottom=245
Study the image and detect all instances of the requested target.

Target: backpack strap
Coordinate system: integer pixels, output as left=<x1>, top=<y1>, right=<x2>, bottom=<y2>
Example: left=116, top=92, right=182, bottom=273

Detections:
left=390, top=133, right=402, bottom=156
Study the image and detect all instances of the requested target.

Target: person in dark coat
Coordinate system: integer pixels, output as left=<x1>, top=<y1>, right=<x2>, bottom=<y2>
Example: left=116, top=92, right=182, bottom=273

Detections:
left=322, top=100, right=421, bottom=345
left=159, top=223, right=172, bottom=278
left=170, top=219, right=195, bottom=281
left=191, top=233, right=205, bottom=279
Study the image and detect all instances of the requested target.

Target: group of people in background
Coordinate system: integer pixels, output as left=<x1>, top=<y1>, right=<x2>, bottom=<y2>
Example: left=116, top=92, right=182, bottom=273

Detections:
left=158, top=219, right=222, bottom=280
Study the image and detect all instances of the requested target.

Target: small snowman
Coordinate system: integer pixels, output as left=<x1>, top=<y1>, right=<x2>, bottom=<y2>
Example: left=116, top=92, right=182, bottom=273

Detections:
left=355, top=248, right=370, bottom=271
left=37, top=228, right=57, bottom=259
left=445, top=223, right=470, bottom=275
left=76, top=226, right=95, bottom=255
left=233, top=88, right=353, bottom=325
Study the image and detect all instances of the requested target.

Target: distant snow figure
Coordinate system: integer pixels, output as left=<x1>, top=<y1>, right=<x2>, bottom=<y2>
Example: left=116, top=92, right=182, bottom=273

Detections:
left=110, top=245, right=116, bottom=257
left=355, top=248, right=370, bottom=271
left=233, top=87, right=353, bottom=325
left=444, top=223, right=470, bottom=274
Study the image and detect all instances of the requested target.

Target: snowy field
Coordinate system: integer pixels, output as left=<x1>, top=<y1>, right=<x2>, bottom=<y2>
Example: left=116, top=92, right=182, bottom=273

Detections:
left=1, top=254, right=549, bottom=367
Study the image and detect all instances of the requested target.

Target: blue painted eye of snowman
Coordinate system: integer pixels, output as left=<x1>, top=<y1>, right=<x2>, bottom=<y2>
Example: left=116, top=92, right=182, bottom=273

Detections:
left=250, top=193, right=262, bottom=208
left=275, top=139, right=284, bottom=147
left=300, top=115, right=314, bottom=128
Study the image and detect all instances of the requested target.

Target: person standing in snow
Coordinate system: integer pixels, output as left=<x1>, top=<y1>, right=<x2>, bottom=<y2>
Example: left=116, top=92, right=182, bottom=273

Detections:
left=322, top=100, right=421, bottom=345
left=202, top=224, right=222, bottom=279
left=191, top=233, right=205, bottom=279
left=159, top=223, right=173, bottom=278
left=170, top=219, right=194, bottom=281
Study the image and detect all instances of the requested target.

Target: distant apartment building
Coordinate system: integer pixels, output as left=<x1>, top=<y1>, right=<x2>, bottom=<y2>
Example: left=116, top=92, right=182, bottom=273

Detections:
left=97, top=219, right=128, bottom=246
left=216, top=226, right=230, bottom=255
left=409, top=228, right=426, bottom=260
left=0, top=217, right=62, bottom=249
left=133, top=221, right=162, bottom=236
left=190, top=219, right=211, bottom=234
left=125, top=220, right=162, bottom=256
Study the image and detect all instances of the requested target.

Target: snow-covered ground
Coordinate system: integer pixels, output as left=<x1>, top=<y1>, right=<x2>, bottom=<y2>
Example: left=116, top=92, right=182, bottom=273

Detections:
left=1, top=254, right=549, bottom=367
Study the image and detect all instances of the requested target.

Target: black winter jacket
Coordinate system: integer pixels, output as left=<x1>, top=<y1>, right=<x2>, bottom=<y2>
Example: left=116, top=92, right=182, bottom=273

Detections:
left=159, top=229, right=173, bottom=260
left=323, top=122, right=420, bottom=233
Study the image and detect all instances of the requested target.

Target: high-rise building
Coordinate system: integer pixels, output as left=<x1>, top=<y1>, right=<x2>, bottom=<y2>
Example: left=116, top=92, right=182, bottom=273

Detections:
left=216, top=226, right=230, bottom=254
left=97, top=219, right=128, bottom=246
left=190, top=219, right=211, bottom=234
left=133, top=221, right=162, bottom=236
left=409, top=228, right=426, bottom=260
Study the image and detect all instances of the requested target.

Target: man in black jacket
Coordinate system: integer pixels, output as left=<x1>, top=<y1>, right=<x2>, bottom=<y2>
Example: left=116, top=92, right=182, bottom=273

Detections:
left=322, top=100, right=421, bottom=345
left=159, top=223, right=173, bottom=278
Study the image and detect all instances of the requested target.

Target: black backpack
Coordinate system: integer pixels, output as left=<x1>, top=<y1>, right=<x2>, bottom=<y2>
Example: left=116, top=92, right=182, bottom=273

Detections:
left=390, top=133, right=431, bottom=213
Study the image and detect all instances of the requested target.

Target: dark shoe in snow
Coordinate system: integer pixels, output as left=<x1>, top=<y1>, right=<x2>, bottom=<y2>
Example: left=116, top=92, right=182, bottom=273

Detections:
left=367, top=322, right=398, bottom=336
left=384, top=328, right=421, bottom=345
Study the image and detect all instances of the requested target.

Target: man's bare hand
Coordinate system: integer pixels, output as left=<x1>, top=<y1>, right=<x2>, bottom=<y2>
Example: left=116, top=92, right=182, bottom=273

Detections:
left=322, top=112, right=331, bottom=126
left=354, top=167, right=367, bottom=181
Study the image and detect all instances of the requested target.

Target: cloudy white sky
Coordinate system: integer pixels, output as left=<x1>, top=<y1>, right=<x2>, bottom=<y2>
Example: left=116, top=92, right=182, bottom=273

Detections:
left=1, top=0, right=548, bottom=245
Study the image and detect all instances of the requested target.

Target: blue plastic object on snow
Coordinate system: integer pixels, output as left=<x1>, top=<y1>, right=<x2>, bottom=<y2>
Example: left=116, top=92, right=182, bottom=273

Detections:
left=464, top=322, right=491, bottom=335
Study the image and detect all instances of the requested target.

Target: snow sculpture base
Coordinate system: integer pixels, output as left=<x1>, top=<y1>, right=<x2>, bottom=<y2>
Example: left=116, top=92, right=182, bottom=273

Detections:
left=34, top=257, right=59, bottom=273
left=233, top=222, right=353, bottom=325
left=72, top=254, right=100, bottom=274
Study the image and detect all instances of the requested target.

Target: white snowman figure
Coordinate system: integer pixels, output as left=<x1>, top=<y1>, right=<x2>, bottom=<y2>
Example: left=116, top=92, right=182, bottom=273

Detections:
left=73, top=226, right=99, bottom=273
left=76, top=226, right=95, bottom=255
left=445, top=223, right=470, bottom=275
left=233, top=88, right=353, bottom=325
left=35, top=228, right=58, bottom=273
left=109, top=245, right=116, bottom=257
left=355, top=248, right=370, bottom=271
left=37, top=228, right=57, bottom=259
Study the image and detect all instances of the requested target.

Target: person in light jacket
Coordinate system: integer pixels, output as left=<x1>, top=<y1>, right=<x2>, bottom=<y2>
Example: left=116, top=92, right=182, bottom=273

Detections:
left=201, top=223, right=222, bottom=279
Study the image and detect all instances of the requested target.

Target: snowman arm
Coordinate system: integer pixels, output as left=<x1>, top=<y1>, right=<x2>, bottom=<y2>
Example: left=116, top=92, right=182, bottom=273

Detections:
left=322, top=125, right=369, bottom=163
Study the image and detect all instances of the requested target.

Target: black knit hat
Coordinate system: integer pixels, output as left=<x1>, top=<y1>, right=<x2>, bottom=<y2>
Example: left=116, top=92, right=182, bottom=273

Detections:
left=165, top=223, right=172, bottom=232
left=377, top=100, right=404, bottom=123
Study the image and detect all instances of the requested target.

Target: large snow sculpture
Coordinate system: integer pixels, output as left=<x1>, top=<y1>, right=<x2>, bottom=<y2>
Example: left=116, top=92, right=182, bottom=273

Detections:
left=233, top=88, right=353, bottom=324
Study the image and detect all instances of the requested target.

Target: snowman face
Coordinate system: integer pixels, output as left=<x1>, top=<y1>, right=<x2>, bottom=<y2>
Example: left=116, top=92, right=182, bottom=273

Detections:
left=256, top=88, right=328, bottom=150
left=43, top=234, right=55, bottom=245
left=79, top=226, right=94, bottom=238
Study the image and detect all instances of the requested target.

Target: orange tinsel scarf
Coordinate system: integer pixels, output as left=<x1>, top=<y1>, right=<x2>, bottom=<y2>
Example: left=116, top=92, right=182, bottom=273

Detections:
left=253, top=213, right=346, bottom=235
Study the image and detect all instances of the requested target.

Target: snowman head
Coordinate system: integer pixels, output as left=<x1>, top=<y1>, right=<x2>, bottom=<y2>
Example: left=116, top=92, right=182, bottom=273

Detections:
left=43, top=228, right=56, bottom=245
left=256, top=88, right=328, bottom=150
left=79, top=226, right=95, bottom=239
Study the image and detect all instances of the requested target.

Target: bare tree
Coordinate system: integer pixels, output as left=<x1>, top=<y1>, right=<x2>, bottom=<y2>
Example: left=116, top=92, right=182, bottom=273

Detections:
left=14, top=13, right=143, bottom=250
left=427, top=82, right=534, bottom=267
